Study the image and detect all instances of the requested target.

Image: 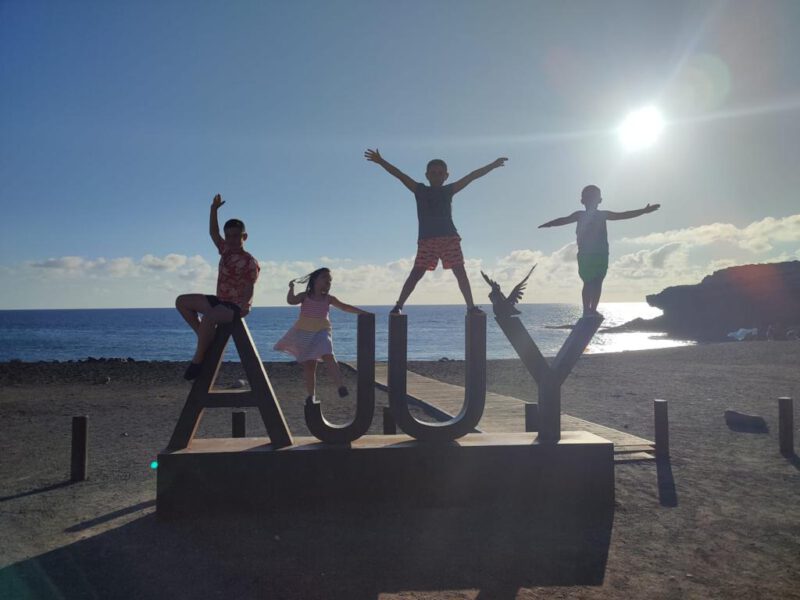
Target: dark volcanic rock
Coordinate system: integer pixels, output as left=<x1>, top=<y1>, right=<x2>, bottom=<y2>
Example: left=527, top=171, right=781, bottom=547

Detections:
left=644, top=261, right=800, bottom=341
left=724, top=410, right=769, bottom=433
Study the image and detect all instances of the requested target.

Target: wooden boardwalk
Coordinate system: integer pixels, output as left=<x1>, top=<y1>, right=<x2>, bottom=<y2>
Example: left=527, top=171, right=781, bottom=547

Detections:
left=343, top=362, right=655, bottom=462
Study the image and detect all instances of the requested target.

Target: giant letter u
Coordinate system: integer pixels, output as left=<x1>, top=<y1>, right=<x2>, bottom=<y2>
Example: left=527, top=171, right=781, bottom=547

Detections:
left=388, top=312, right=486, bottom=442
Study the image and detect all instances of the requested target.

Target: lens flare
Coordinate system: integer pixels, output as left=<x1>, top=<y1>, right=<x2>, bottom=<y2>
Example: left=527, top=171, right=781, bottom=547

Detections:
left=617, top=106, right=665, bottom=152
left=150, top=461, right=158, bottom=470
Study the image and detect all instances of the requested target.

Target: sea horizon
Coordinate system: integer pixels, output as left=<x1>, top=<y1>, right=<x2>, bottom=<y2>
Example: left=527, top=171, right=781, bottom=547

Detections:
left=0, top=302, right=694, bottom=363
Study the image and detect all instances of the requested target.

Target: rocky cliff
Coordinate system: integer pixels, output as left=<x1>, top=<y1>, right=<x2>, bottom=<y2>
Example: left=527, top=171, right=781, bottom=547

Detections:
left=617, top=261, right=800, bottom=340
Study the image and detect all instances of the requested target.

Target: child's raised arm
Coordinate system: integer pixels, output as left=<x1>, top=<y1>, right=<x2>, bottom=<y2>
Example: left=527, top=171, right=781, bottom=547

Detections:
left=330, top=296, right=369, bottom=315
left=210, top=194, right=225, bottom=247
left=451, top=157, right=508, bottom=194
left=606, top=203, right=661, bottom=221
left=364, top=148, right=417, bottom=193
left=538, top=211, right=581, bottom=228
left=286, top=281, right=305, bottom=305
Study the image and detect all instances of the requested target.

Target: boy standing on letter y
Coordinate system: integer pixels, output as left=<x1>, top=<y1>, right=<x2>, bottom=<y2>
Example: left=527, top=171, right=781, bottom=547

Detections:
left=539, top=185, right=659, bottom=317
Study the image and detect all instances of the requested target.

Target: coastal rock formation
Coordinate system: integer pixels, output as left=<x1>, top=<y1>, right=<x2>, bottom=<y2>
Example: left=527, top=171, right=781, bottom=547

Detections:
left=612, top=261, right=800, bottom=341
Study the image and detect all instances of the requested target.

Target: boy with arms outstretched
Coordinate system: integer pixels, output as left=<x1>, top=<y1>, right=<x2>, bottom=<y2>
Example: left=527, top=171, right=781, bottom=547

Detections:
left=175, top=194, right=260, bottom=380
left=539, top=184, right=660, bottom=317
left=365, top=148, right=507, bottom=314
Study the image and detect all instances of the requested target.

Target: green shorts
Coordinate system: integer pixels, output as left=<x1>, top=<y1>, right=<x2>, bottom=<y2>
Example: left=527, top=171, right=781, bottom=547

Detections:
left=577, top=253, right=608, bottom=283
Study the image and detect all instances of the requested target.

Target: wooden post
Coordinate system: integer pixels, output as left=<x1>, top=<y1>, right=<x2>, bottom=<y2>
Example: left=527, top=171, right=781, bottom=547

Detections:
left=232, top=411, right=246, bottom=438
left=524, top=403, right=539, bottom=432
left=71, top=416, right=88, bottom=482
left=654, top=399, right=669, bottom=459
left=779, top=397, right=794, bottom=456
left=383, top=406, right=396, bottom=434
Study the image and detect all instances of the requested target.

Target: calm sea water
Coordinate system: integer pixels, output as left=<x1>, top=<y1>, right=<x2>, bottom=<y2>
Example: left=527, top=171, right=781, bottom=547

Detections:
left=0, top=303, right=692, bottom=363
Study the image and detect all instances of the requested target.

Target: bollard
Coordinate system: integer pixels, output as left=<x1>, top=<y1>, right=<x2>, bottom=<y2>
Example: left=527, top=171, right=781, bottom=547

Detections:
left=524, top=403, right=539, bottom=432
left=71, top=416, right=88, bottom=482
left=383, top=406, right=396, bottom=435
left=654, top=399, right=669, bottom=459
left=232, top=410, right=246, bottom=438
left=778, top=397, right=794, bottom=456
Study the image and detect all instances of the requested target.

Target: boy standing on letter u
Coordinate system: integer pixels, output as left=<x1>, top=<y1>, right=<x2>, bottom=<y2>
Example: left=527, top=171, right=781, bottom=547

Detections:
left=365, top=148, right=507, bottom=314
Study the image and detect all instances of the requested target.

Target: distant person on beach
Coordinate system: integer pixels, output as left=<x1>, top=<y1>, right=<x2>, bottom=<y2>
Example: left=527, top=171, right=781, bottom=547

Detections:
left=175, top=194, right=259, bottom=380
left=365, top=148, right=507, bottom=314
left=538, top=185, right=660, bottom=317
left=274, top=268, right=369, bottom=403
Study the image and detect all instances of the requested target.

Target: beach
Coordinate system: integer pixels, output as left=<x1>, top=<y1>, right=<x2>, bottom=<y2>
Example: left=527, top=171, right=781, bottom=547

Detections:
left=1, top=341, right=799, bottom=599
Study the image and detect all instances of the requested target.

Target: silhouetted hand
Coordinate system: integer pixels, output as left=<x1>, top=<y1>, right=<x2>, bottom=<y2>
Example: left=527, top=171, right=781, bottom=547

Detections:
left=491, top=157, right=508, bottom=168
left=211, top=194, right=225, bottom=210
left=364, top=148, right=384, bottom=164
left=645, top=203, right=660, bottom=213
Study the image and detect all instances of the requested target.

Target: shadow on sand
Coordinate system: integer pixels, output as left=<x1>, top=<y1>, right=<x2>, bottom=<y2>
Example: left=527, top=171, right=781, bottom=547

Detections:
left=656, top=458, right=678, bottom=507
left=1, top=501, right=613, bottom=600
left=0, top=481, right=73, bottom=503
left=783, top=451, right=800, bottom=472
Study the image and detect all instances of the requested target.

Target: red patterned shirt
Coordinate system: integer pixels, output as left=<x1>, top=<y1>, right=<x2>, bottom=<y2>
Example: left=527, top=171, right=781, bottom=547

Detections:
left=215, top=241, right=260, bottom=308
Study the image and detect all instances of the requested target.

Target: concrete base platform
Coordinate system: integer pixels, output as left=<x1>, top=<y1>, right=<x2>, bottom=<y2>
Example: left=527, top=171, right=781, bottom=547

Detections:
left=156, top=432, right=614, bottom=518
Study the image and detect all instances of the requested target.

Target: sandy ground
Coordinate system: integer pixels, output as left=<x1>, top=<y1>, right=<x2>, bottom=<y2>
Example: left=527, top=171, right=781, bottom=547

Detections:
left=1, top=342, right=799, bottom=599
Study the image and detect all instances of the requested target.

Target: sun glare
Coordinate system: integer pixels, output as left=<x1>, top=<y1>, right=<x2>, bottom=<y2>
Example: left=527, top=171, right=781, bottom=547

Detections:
left=617, top=106, right=665, bottom=152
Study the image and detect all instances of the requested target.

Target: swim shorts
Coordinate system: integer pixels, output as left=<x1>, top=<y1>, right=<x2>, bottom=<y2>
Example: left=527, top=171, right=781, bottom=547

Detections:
left=205, top=295, right=242, bottom=319
left=577, top=253, right=609, bottom=283
left=414, top=236, right=465, bottom=270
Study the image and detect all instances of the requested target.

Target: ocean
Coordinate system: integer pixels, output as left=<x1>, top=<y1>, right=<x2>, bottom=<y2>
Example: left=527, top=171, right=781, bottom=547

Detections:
left=0, top=303, right=692, bottom=363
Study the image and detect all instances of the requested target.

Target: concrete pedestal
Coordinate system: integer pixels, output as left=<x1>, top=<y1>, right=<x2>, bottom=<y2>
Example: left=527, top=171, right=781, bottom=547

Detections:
left=156, top=431, right=614, bottom=519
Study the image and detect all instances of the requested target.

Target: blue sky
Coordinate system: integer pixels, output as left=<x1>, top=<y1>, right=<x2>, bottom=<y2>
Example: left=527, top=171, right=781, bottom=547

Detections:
left=2, top=0, right=799, bottom=308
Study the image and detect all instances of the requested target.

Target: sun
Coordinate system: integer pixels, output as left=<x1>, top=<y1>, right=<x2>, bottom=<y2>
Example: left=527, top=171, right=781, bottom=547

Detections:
left=617, top=106, right=665, bottom=152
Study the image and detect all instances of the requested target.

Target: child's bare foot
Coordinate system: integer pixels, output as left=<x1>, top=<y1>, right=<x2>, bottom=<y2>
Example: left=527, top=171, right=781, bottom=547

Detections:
left=390, top=304, right=402, bottom=314
left=467, top=305, right=485, bottom=315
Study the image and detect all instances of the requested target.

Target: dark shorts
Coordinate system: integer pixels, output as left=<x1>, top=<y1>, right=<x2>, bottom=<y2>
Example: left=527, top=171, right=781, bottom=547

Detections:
left=577, top=253, right=608, bottom=283
left=205, top=295, right=242, bottom=320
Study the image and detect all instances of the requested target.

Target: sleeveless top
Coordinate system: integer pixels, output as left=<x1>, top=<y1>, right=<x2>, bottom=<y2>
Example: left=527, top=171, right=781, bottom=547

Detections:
left=575, top=210, right=609, bottom=254
left=297, top=294, right=331, bottom=331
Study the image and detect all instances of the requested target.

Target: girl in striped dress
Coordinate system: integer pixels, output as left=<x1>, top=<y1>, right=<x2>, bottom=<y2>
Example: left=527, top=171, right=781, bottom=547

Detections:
left=274, top=267, right=369, bottom=402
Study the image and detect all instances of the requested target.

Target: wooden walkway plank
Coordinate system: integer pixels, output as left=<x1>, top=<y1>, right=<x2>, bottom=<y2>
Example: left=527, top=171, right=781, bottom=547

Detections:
left=343, top=362, right=654, bottom=460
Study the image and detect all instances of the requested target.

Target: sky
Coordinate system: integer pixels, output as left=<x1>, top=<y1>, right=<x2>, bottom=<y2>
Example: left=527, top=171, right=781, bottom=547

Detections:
left=1, top=0, right=799, bottom=309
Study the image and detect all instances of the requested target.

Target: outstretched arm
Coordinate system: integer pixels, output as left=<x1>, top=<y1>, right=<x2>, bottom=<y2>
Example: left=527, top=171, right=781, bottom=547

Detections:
left=330, top=296, right=370, bottom=315
left=210, top=194, right=224, bottom=247
left=286, top=282, right=305, bottom=305
left=606, top=203, right=661, bottom=221
left=451, top=157, right=508, bottom=194
left=364, top=148, right=418, bottom=193
left=538, top=211, right=580, bottom=228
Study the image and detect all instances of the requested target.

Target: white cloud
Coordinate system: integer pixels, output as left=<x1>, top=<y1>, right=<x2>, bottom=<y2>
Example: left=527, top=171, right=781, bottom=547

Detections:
left=32, top=256, right=91, bottom=270
left=141, top=253, right=189, bottom=271
left=6, top=222, right=800, bottom=308
left=622, top=214, right=800, bottom=253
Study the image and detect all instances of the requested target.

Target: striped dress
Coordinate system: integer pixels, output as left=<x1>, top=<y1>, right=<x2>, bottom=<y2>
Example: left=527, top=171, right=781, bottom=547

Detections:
left=273, top=294, right=334, bottom=361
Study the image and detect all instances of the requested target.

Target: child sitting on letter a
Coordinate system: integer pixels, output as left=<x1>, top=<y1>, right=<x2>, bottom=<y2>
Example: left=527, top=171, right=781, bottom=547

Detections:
left=175, top=194, right=260, bottom=380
